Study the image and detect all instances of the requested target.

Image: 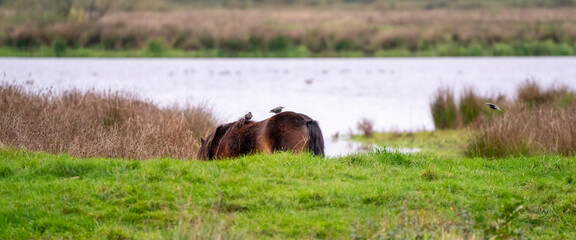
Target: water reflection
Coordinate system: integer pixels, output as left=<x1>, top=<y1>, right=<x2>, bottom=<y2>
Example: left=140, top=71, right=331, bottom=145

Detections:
left=327, top=136, right=421, bottom=157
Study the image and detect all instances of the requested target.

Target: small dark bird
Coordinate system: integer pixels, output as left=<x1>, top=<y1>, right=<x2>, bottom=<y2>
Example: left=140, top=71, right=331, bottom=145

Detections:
left=269, top=106, right=284, bottom=114
left=485, top=103, right=502, bottom=111
left=244, top=112, right=252, bottom=120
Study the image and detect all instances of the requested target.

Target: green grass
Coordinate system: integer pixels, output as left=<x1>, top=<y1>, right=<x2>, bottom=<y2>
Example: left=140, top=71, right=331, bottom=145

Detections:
left=1, top=40, right=574, bottom=58
left=1, top=147, right=575, bottom=239
left=352, top=130, right=468, bottom=157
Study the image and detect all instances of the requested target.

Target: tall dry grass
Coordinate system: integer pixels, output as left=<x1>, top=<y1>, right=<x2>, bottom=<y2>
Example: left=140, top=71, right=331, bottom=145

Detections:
left=517, top=80, right=576, bottom=108
left=430, top=86, right=460, bottom=129
left=429, top=80, right=576, bottom=157
left=0, top=83, right=216, bottom=159
left=466, top=106, right=576, bottom=157
left=459, top=87, right=507, bottom=126
left=429, top=85, right=509, bottom=130
left=463, top=81, right=576, bottom=157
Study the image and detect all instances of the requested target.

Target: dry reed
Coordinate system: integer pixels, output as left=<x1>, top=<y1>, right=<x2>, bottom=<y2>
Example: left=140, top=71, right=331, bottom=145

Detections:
left=459, top=87, right=507, bottom=126
left=3, top=8, right=576, bottom=53
left=466, top=106, right=576, bottom=157
left=429, top=80, right=576, bottom=157
left=430, top=86, right=459, bottom=129
left=517, top=79, right=576, bottom=108
left=0, top=83, right=216, bottom=160
left=465, top=81, right=576, bottom=157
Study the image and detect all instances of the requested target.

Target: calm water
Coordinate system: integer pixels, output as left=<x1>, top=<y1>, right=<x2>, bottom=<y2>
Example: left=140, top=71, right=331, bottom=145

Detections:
left=2, top=57, right=576, bottom=156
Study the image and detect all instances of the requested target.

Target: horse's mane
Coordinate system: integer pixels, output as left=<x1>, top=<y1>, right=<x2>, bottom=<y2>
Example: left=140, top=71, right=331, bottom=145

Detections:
left=198, top=122, right=234, bottom=160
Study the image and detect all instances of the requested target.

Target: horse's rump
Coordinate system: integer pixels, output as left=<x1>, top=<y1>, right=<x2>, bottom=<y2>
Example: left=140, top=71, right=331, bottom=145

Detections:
left=197, top=111, right=324, bottom=160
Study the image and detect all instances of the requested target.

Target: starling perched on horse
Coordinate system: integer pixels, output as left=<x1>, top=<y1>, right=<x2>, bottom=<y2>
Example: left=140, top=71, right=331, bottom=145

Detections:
left=270, top=106, right=284, bottom=114
left=244, top=112, right=252, bottom=120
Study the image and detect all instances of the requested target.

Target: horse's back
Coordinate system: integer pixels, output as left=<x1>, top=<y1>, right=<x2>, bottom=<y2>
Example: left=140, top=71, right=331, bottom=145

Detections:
left=199, top=111, right=324, bottom=160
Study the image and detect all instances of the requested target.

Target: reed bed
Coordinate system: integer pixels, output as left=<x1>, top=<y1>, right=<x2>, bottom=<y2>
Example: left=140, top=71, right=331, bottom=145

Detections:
left=429, top=80, right=576, bottom=157
left=3, top=8, right=576, bottom=56
left=430, top=86, right=460, bottom=129
left=467, top=106, right=576, bottom=157
left=0, top=83, right=216, bottom=159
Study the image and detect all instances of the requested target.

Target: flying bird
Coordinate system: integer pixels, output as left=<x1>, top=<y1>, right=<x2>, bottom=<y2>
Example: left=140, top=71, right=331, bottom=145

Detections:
left=244, top=112, right=252, bottom=120
left=269, top=106, right=284, bottom=114
left=485, top=103, right=502, bottom=111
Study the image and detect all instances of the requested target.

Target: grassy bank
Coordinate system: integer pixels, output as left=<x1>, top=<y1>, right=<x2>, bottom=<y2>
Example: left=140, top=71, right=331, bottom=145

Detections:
left=1, top=148, right=575, bottom=239
left=1, top=40, right=574, bottom=58
left=352, top=130, right=468, bottom=157
left=2, top=8, right=576, bottom=57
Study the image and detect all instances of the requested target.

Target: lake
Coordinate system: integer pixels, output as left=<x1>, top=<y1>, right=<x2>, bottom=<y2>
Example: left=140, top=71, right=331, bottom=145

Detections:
left=2, top=57, right=576, bottom=156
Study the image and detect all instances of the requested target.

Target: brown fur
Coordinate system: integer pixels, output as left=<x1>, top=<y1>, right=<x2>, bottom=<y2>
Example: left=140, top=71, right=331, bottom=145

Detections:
left=197, top=111, right=324, bottom=160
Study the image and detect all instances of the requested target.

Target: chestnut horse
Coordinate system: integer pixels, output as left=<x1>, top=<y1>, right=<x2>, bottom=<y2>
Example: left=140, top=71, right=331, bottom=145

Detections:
left=197, top=111, right=324, bottom=160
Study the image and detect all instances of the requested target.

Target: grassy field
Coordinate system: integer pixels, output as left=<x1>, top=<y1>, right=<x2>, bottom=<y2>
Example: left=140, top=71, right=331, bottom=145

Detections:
left=1, top=147, right=575, bottom=239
